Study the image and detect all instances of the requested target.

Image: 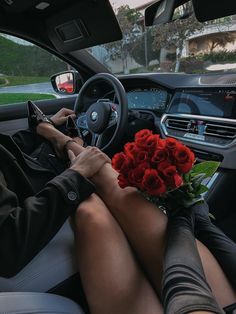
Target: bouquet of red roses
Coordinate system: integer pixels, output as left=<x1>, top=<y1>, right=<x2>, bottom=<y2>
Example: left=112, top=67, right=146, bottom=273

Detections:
left=112, top=129, right=220, bottom=209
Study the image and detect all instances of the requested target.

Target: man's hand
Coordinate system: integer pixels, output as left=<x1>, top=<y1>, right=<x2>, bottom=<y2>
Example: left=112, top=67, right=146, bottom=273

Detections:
left=68, top=147, right=111, bottom=178
left=50, top=108, right=76, bottom=126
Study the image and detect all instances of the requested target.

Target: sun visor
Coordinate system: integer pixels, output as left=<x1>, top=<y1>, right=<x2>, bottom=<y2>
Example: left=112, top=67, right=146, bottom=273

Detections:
left=46, top=0, right=122, bottom=53
left=192, top=0, right=236, bottom=22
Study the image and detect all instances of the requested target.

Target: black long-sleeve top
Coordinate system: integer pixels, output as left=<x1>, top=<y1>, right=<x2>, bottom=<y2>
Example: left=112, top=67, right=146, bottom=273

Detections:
left=0, top=130, right=95, bottom=277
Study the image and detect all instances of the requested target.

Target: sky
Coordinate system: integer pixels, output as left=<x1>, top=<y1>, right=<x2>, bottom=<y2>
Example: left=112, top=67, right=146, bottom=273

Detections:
left=111, top=0, right=147, bottom=9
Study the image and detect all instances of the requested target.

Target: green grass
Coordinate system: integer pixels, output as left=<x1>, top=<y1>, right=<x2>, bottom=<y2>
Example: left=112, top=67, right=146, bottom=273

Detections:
left=0, top=93, right=56, bottom=105
left=0, top=76, right=49, bottom=87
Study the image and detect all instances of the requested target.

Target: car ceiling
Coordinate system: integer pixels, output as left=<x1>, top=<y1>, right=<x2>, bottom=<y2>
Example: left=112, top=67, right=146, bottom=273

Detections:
left=0, top=0, right=76, bottom=14
left=0, top=0, right=122, bottom=55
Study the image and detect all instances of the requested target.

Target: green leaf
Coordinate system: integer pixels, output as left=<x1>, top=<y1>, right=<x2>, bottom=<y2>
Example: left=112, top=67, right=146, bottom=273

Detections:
left=187, top=192, right=195, bottom=198
left=194, top=184, right=209, bottom=196
left=191, top=161, right=220, bottom=179
left=183, top=173, right=191, bottom=183
left=191, top=173, right=206, bottom=188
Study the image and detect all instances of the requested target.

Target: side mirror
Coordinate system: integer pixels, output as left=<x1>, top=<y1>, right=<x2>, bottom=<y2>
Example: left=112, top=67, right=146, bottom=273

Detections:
left=51, top=71, right=82, bottom=95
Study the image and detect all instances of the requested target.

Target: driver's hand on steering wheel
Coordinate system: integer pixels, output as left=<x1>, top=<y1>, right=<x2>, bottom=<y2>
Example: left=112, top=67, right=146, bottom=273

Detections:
left=50, top=108, right=76, bottom=126
left=68, top=146, right=111, bottom=179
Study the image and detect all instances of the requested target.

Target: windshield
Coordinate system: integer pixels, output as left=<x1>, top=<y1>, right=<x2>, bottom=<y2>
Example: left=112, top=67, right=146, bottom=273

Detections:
left=88, top=0, right=236, bottom=75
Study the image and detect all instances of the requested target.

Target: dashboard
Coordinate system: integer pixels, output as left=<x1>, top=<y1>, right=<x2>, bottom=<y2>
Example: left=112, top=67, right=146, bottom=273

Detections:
left=82, top=72, right=236, bottom=169
left=123, top=74, right=236, bottom=170
left=127, top=88, right=168, bottom=111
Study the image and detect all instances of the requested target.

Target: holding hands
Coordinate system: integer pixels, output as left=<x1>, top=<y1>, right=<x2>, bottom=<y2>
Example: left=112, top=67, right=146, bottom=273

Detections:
left=68, top=146, right=111, bottom=179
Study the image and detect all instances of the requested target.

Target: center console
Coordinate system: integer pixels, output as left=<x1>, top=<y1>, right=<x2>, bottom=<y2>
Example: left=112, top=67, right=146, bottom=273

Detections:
left=160, top=87, right=236, bottom=168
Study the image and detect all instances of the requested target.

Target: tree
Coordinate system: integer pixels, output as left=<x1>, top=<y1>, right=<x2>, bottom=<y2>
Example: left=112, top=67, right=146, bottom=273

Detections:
left=152, top=4, right=203, bottom=72
left=103, top=5, right=142, bottom=73
left=208, top=32, right=235, bottom=52
left=130, top=28, right=159, bottom=67
left=0, top=35, right=67, bottom=76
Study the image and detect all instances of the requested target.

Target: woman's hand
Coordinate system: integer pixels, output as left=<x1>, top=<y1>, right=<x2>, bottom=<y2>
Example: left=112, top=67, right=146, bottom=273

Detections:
left=50, top=108, right=76, bottom=126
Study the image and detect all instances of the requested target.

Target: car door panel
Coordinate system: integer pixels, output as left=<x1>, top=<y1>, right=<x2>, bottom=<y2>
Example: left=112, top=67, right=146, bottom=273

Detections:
left=0, top=96, right=77, bottom=135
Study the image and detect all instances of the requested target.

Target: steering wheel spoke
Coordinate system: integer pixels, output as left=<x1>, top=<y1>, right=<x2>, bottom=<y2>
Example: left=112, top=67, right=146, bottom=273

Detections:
left=108, top=110, right=118, bottom=129
left=76, top=113, right=89, bottom=130
left=91, top=133, right=102, bottom=147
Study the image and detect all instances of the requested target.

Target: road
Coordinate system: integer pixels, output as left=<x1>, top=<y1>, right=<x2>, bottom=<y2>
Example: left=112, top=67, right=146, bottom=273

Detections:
left=0, top=82, right=55, bottom=95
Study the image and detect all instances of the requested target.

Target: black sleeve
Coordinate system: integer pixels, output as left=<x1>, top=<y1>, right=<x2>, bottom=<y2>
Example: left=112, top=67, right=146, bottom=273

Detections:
left=0, top=168, right=95, bottom=277
left=12, top=129, right=43, bottom=154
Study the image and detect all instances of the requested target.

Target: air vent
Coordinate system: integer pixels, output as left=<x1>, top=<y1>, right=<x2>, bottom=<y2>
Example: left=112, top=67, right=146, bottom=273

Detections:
left=200, top=74, right=236, bottom=85
left=205, top=122, right=236, bottom=139
left=166, top=117, right=191, bottom=131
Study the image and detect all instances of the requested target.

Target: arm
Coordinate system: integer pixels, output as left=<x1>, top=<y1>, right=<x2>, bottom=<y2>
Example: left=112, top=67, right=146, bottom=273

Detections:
left=0, top=168, right=94, bottom=277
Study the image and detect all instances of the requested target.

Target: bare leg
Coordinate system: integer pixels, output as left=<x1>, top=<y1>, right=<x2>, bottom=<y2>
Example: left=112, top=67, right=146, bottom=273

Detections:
left=91, top=164, right=236, bottom=307
left=74, top=194, right=162, bottom=314
left=197, top=240, right=236, bottom=308
left=92, top=164, right=167, bottom=293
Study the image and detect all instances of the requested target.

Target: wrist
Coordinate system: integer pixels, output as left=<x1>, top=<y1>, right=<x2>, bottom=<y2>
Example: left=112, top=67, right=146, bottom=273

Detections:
left=66, top=140, right=84, bottom=156
left=70, top=164, right=87, bottom=177
left=90, top=163, right=116, bottom=185
left=48, top=117, right=57, bottom=127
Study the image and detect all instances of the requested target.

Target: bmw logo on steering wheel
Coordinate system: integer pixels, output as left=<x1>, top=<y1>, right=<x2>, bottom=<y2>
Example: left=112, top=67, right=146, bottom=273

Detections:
left=91, top=111, right=98, bottom=121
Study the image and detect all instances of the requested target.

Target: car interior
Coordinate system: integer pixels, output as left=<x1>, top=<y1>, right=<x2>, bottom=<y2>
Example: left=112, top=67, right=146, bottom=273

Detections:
left=0, top=0, right=236, bottom=312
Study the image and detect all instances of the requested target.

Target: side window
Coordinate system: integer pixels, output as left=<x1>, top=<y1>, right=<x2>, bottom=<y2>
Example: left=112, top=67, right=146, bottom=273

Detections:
left=0, top=33, right=69, bottom=106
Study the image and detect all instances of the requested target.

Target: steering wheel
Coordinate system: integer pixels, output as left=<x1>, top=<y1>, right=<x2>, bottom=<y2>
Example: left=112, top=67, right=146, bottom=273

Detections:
left=74, top=73, right=128, bottom=153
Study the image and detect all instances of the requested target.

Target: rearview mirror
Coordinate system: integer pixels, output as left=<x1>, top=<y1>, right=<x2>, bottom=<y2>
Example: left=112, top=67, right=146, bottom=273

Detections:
left=51, top=71, right=82, bottom=95
left=145, top=0, right=176, bottom=26
left=145, top=0, right=236, bottom=26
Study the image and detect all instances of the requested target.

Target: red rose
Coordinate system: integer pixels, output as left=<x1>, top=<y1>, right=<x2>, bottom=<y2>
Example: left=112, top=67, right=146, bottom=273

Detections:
left=124, top=142, right=138, bottom=160
left=135, top=150, right=149, bottom=164
left=145, top=134, right=160, bottom=152
left=112, top=152, right=125, bottom=171
left=112, top=152, right=132, bottom=173
left=157, top=139, right=166, bottom=149
left=157, top=160, right=172, bottom=173
left=142, top=169, right=166, bottom=196
left=118, top=174, right=129, bottom=189
left=135, top=129, right=153, bottom=148
left=162, top=165, right=183, bottom=189
left=165, top=137, right=179, bottom=150
left=174, top=145, right=195, bottom=174
left=151, top=148, right=169, bottom=164
left=128, top=163, right=149, bottom=188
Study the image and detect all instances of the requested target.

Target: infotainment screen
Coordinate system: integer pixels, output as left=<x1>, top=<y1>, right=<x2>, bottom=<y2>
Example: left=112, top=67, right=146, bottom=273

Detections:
left=168, top=89, right=236, bottom=118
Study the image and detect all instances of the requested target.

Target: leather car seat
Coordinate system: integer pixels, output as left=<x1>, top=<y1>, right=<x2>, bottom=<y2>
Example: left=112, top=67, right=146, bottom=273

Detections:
left=0, top=292, right=85, bottom=313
